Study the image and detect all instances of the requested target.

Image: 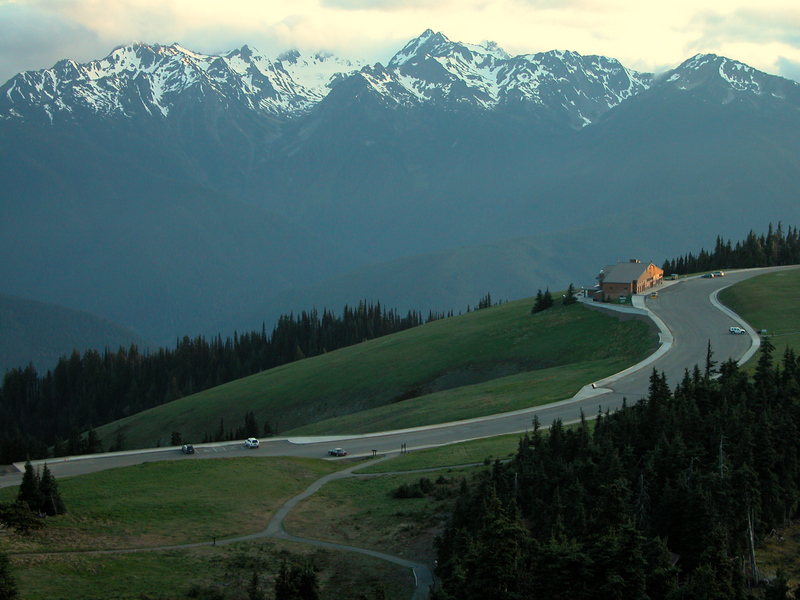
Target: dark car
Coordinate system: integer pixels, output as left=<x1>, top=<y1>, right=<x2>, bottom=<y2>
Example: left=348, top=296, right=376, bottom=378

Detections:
left=182, top=444, right=195, bottom=454
left=328, top=448, right=347, bottom=457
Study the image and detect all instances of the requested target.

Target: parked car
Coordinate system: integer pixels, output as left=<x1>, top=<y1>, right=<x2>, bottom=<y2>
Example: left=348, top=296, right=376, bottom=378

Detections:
left=182, top=444, right=195, bottom=454
left=245, top=437, right=260, bottom=448
left=649, top=291, right=659, bottom=298
left=328, top=448, right=347, bottom=457
left=729, top=326, right=746, bottom=335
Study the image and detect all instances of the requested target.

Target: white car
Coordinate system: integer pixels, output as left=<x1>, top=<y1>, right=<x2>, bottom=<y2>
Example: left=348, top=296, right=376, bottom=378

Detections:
left=245, top=437, right=259, bottom=448
left=729, top=326, right=746, bottom=335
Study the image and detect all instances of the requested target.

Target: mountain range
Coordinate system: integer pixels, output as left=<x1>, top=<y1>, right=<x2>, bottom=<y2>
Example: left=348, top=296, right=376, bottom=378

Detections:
left=2, top=30, right=800, bottom=371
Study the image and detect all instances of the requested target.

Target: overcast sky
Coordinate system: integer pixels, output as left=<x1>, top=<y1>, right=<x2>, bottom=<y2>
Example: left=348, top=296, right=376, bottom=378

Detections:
left=2, top=0, right=800, bottom=86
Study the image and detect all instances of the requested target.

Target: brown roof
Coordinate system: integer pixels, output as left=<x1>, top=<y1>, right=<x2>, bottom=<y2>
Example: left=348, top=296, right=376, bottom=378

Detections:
left=600, top=262, right=654, bottom=284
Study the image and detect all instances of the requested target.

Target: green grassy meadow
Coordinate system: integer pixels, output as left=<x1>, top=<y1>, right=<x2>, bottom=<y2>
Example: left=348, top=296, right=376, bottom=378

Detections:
left=97, top=297, right=657, bottom=450
left=284, top=466, right=480, bottom=562
left=3, top=270, right=800, bottom=598
left=8, top=540, right=413, bottom=600
left=719, top=268, right=800, bottom=366
left=0, top=457, right=340, bottom=553
left=357, top=433, right=522, bottom=473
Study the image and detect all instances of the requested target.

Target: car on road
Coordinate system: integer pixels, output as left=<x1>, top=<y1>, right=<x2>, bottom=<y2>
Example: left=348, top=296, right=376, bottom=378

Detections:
left=182, top=444, right=194, bottom=454
left=328, top=448, right=347, bottom=457
left=729, top=326, right=746, bottom=335
left=713, top=271, right=725, bottom=277
left=245, top=438, right=260, bottom=448
left=701, top=273, right=715, bottom=278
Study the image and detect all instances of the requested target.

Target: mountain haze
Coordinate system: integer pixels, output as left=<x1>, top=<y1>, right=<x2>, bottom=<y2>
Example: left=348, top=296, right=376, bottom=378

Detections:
left=2, top=30, right=800, bottom=359
left=0, top=294, right=146, bottom=373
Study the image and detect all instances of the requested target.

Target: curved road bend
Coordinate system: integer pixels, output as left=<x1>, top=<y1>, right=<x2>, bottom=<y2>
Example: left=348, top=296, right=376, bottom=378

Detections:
left=274, top=266, right=796, bottom=458
left=1, top=266, right=794, bottom=600
left=4, top=266, right=795, bottom=487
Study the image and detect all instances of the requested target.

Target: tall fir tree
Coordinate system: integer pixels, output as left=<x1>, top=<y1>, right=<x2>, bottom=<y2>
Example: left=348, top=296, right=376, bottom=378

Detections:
left=0, top=551, right=20, bottom=600
left=38, top=464, right=66, bottom=516
left=16, top=462, right=42, bottom=514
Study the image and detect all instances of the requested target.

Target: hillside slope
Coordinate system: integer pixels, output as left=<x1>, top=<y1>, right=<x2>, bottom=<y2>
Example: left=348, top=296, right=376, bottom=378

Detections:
left=96, top=298, right=657, bottom=449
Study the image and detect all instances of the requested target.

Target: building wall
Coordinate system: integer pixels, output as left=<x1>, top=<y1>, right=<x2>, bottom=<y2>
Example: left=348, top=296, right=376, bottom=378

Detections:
left=598, top=263, right=664, bottom=300
left=641, top=264, right=664, bottom=290
left=598, top=281, right=634, bottom=300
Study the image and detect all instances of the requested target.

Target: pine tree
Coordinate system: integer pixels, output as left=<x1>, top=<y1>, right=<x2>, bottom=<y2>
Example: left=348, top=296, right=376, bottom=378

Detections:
left=0, top=551, right=19, bottom=600
left=16, top=462, right=42, bottom=514
left=542, top=288, right=554, bottom=310
left=563, top=283, right=578, bottom=305
left=532, top=289, right=544, bottom=314
left=704, top=340, right=717, bottom=380
left=243, top=411, right=260, bottom=439
left=532, top=288, right=554, bottom=313
left=247, top=568, right=263, bottom=600
left=38, top=464, right=66, bottom=516
left=275, top=559, right=293, bottom=600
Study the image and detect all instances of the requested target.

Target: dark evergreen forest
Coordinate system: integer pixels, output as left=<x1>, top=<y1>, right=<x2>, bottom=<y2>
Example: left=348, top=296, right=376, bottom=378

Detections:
left=0, top=302, right=450, bottom=463
left=432, top=341, right=799, bottom=599
left=662, top=223, right=800, bottom=276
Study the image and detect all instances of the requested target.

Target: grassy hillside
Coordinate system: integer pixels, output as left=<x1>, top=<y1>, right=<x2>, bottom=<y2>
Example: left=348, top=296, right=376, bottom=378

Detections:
left=97, top=297, right=657, bottom=450
left=719, top=267, right=800, bottom=363
left=0, top=293, right=148, bottom=374
left=3, top=272, right=796, bottom=599
left=0, top=457, right=411, bottom=600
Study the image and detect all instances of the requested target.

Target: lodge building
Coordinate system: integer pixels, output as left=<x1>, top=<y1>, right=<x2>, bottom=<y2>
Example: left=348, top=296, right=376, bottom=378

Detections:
left=594, top=259, right=664, bottom=301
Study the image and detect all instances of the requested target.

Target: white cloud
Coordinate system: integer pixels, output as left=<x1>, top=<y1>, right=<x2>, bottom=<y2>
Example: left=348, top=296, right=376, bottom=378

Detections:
left=0, top=3, right=102, bottom=80
left=1, top=0, right=799, bottom=85
left=776, top=56, right=800, bottom=80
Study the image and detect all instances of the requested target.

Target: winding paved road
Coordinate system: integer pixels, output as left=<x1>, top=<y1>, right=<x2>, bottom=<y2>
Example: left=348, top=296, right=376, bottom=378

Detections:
left=5, top=267, right=789, bottom=486
left=2, top=266, right=795, bottom=599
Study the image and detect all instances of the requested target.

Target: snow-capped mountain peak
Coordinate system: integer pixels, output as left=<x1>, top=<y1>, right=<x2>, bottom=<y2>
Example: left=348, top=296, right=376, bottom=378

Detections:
left=373, top=31, right=653, bottom=127
left=2, top=32, right=799, bottom=128
left=656, top=52, right=800, bottom=106
left=0, top=42, right=365, bottom=123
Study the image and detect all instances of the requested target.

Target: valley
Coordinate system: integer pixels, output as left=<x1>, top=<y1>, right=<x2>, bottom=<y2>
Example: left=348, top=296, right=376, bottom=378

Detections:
left=2, top=32, right=800, bottom=357
left=2, top=27, right=800, bottom=599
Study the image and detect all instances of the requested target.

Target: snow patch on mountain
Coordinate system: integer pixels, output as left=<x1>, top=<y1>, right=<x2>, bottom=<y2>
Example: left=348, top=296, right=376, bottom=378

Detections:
left=0, top=42, right=365, bottom=122
left=3, top=32, right=798, bottom=127
left=375, top=32, right=654, bottom=125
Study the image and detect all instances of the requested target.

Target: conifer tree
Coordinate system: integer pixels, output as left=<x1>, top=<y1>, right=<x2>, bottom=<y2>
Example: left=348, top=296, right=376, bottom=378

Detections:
left=243, top=411, right=260, bottom=439
left=16, top=462, right=42, bottom=514
left=542, top=287, right=553, bottom=310
left=38, top=464, right=66, bottom=516
left=563, top=283, right=578, bottom=305
left=247, top=568, right=263, bottom=600
left=0, top=551, right=19, bottom=600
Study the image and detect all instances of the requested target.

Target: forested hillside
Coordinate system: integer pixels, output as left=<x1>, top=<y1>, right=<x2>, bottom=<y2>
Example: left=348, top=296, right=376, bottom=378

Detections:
left=663, top=223, right=800, bottom=275
left=0, top=294, right=146, bottom=374
left=433, top=342, right=799, bottom=599
left=0, top=302, right=441, bottom=463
